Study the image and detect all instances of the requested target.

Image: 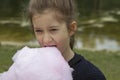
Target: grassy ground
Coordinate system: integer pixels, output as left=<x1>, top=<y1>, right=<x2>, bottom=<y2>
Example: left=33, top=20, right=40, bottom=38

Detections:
left=75, top=49, right=120, bottom=80
left=0, top=45, right=120, bottom=80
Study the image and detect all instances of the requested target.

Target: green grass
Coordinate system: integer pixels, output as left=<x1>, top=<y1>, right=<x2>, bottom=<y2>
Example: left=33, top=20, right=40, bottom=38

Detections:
left=75, top=49, right=120, bottom=80
left=0, top=45, right=22, bottom=72
left=0, top=45, right=120, bottom=80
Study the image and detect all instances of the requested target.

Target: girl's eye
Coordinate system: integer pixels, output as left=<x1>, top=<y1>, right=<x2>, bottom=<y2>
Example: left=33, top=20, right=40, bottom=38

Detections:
left=35, top=30, right=43, bottom=33
left=50, top=29, right=58, bottom=31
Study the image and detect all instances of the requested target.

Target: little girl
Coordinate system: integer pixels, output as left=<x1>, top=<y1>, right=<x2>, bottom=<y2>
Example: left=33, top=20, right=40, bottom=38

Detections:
left=28, top=0, right=106, bottom=80
left=0, top=0, right=106, bottom=80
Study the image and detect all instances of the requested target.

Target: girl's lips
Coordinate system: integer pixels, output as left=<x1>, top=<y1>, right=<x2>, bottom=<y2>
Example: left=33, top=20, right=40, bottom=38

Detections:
left=44, top=45, right=57, bottom=47
left=51, top=45, right=57, bottom=47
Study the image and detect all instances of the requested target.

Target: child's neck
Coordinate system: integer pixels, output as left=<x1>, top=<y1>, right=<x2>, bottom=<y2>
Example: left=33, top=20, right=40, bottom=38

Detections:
left=62, top=48, right=75, bottom=62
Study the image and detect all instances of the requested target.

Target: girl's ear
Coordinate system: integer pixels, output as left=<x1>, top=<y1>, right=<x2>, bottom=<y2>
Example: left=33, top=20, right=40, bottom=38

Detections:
left=69, top=21, right=77, bottom=36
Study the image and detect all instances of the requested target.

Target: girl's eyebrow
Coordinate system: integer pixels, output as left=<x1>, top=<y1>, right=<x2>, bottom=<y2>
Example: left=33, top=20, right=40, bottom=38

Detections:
left=33, top=27, right=42, bottom=29
left=49, top=25, right=59, bottom=28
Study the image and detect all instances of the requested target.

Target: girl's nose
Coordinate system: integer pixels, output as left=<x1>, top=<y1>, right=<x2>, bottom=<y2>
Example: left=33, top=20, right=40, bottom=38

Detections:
left=42, top=33, right=53, bottom=46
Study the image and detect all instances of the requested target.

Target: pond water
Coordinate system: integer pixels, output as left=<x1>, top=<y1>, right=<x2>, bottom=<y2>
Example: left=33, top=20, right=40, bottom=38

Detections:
left=75, top=32, right=120, bottom=51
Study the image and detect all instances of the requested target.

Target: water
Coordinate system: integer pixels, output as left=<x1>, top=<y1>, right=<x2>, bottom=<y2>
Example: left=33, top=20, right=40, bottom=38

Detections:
left=74, top=10, right=120, bottom=51
left=75, top=35, right=120, bottom=51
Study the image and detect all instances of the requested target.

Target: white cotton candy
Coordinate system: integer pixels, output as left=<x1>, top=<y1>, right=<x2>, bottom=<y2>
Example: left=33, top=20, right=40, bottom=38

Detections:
left=0, top=46, right=73, bottom=80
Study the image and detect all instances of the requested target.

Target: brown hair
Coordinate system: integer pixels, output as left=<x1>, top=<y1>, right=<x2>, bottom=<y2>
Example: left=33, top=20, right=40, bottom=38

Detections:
left=28, top=0, right=77, bottom=49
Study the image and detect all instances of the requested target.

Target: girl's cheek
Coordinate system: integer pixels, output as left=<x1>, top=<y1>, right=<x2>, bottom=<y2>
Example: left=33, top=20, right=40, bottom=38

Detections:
left=36, top=37, right=43, bottom=46
left=55, top=39, right=64, bottom=52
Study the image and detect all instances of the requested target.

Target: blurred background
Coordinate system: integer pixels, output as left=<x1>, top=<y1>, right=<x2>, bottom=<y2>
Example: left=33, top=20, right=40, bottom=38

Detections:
left=0, top=0, right=120, bottom=51
left=0, top=0, right=120, bottom=80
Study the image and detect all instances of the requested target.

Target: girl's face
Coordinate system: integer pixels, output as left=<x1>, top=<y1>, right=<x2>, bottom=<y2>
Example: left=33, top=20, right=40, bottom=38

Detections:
left=32, top=10, right=76, bottom=56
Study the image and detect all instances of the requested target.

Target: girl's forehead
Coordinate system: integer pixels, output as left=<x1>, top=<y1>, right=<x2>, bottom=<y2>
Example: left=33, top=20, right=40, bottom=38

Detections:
left=32, top=10, right=67, bottom=28
left=32, top=9, right=65, bottom=23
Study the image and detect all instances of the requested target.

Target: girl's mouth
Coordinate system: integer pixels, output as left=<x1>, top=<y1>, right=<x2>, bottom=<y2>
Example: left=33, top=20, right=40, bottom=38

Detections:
left=44, top=45, right=57, bottom=47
